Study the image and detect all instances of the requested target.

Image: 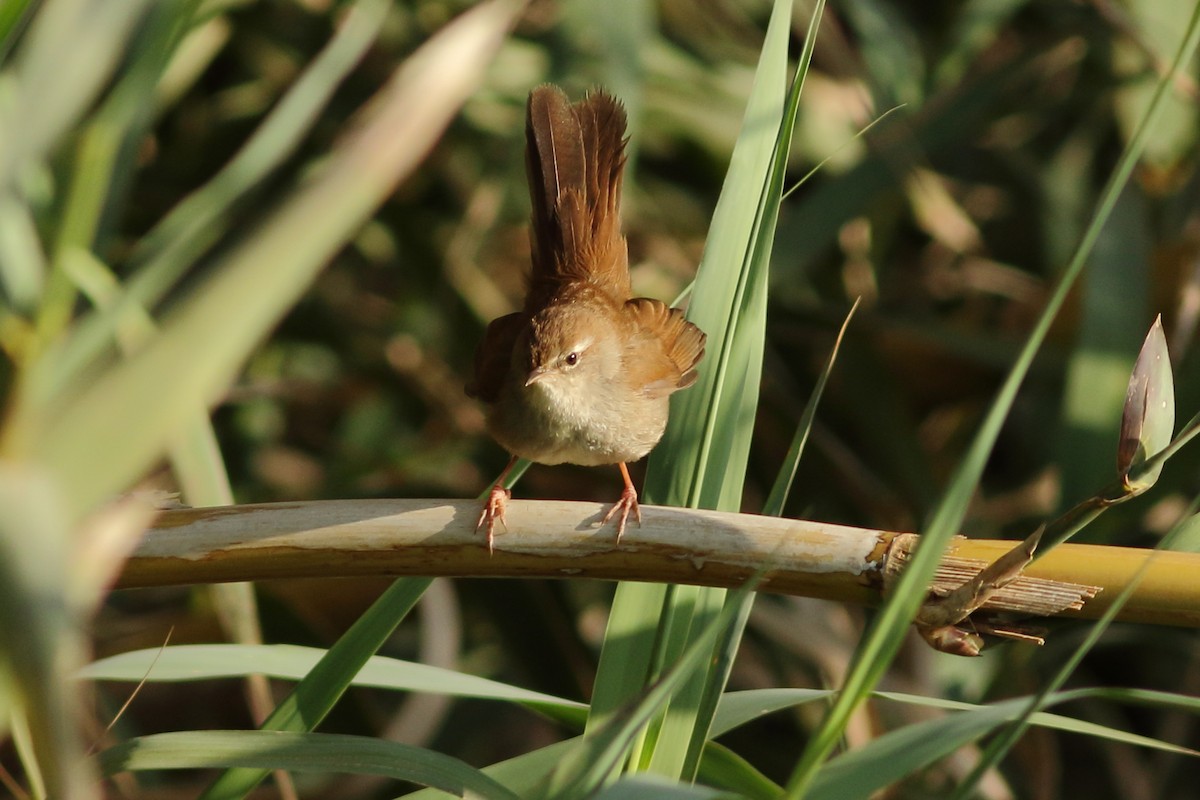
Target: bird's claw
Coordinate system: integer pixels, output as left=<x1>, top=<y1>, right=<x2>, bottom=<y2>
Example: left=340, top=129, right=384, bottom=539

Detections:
left=476, top=485, right=511, bottom=554
left=601, top=484, right=641, bottom=543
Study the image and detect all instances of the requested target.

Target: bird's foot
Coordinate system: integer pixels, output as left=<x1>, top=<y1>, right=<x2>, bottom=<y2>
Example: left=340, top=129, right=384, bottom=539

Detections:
left=601, top=483, right=641, bottom=543
left=475, top=485, right=511, bottom=554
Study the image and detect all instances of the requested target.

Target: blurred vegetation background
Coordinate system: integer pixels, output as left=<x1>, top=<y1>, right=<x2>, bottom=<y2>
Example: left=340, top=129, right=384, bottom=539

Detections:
left=4, top=0, right=1200, bottom=797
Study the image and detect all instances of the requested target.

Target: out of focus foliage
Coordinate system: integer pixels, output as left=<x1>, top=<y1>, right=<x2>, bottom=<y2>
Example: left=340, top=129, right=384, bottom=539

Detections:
left=2, top=0, right=1199, bottom=797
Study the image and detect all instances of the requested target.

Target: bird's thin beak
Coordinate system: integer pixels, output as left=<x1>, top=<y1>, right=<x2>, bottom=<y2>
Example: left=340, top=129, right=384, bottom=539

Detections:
left=524, top=366, right=547, bottom=387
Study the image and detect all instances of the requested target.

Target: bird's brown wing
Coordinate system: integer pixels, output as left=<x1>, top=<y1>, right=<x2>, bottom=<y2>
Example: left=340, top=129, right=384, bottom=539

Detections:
left=623, top=298, right=707, bottom=398
left=525, top=85, right=631, bottom=310
left=466, top=312, right=526, bottom=403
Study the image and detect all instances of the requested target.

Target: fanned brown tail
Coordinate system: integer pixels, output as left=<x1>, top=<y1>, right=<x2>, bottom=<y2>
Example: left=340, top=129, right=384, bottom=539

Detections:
left=525, top=85, right=584, bottom=292
left=524, top=85, right=631, bottom=310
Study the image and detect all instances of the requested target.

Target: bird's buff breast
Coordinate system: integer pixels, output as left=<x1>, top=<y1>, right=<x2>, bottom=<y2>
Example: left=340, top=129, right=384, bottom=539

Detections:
left=487, top=377, right=668, bottom=466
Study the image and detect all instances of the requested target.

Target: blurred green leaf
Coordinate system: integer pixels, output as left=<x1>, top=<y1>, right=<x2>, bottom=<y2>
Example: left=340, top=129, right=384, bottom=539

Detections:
left=0, top=0, right=152, bottom=191
left=0, top=0, right=37, bottom=58
left=1166, top=507, right=1200, bottom=552
left=0, top=466, right=93, bottom=799
left=561, top=0, right=653, bottom=125
left=14, top=0, right=518, bottom=523
left=932, top=0, right=1029, bottom=88
left=35, top=0, right=197, bottom=344
left=841, top=0, right=924, bottom=107
left=0, top=194, right=45, bottom=310
left=41, top=0, right=391, bottom=407
left=1113, top=0, right=1200, bottom=170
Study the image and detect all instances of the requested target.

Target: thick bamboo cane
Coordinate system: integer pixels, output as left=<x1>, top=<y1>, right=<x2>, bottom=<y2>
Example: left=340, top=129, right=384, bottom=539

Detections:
left=118, top=499, right=1200, bottom=628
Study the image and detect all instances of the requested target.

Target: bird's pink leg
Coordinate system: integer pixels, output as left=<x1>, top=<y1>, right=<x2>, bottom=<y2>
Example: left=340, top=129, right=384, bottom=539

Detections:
left=476, top=455, right=519, bottom=553
left=601, top=462, right=642, bottom=542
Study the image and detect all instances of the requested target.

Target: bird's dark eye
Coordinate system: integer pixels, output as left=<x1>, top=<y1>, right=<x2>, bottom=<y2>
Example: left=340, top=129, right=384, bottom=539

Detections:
left=564, top=352, right=579, bottom=366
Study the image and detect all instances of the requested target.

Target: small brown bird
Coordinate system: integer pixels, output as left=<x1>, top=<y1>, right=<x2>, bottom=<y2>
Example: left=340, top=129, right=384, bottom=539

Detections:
left=467, top=85, right=706, bottom=551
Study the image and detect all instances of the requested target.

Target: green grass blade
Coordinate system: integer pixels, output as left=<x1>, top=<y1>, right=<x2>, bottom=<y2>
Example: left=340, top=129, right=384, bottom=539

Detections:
left=669, top=2, right=824, bottom=780
left=539, top=587, right=751, bottom=799
left=405, top=740, right=579, bottom=800
left=593, top=775, right=742, bottom=799
left=83, top=643, right=584, bottom=716
left=586, top=582, right=669, bottom=735
left=584, top=0, right=802, bottom=783
left=695, top=741, right=781, bottom=800
left=950, top=492, right=1200, bottom=798
left=645, top=585, right=725, bottom=775
left=197, top=577, right=432, bottom=799
left=784, top=2, right=1200, bottom=794
left=711, top=687, right=1198, bottom=756
left=810, top=687, right=1199, bottom=800
left=645, top=2, right=792, bottom=513
left=99, top=730, right=519, bottom=800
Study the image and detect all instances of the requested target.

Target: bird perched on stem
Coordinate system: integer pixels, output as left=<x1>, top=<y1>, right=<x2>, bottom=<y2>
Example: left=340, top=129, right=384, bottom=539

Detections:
left=466, top=84, right=706, bottom=552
